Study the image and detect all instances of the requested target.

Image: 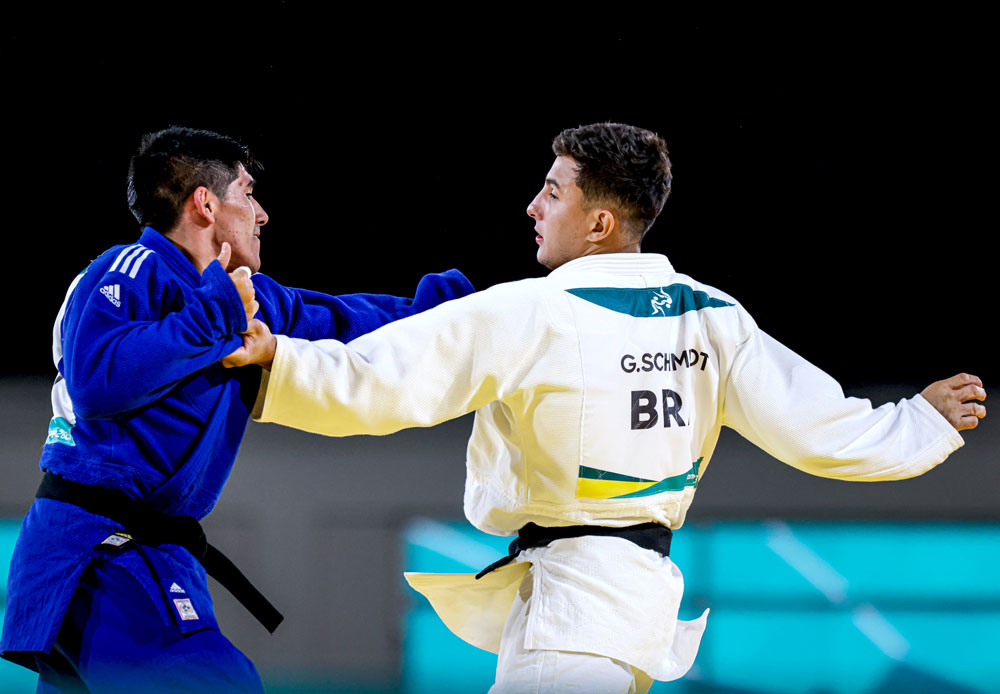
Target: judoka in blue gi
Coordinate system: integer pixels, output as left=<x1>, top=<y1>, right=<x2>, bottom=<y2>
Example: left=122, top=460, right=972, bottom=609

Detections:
left=0, top=127, right=474, bottom=692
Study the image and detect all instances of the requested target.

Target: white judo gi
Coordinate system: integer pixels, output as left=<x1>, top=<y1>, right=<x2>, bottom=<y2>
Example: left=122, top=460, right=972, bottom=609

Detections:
left=253, top=253, right=963, bottom=690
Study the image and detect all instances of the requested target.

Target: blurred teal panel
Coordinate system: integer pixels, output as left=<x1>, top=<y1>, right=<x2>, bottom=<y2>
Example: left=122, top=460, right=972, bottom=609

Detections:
left=0, top=520, right=21, bottom=598
left=701, top=609, right=894, bottom=694
left=788, top=523, right=1000, bottom=599
left=2, top=520, right=36, bottom=693
left=697, top=522, right=846, bottom=601
left=0, top=608, right=38, bottom=693
left=402, top=518, right=510, bottom=574
left=401, top=607, right=497, bottom=694
left=888, top=609, right=1000, bottom=692
left=401, top=519, right=1000, bottom=694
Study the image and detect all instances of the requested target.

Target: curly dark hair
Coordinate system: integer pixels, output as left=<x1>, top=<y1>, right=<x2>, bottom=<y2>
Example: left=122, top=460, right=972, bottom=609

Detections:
left=552, top=123, right=672, bottom=240
left=127, top=126, right=260, bottom=233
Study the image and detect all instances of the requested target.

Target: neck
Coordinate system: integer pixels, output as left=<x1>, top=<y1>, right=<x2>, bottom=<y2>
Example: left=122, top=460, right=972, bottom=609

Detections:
left=586, top=236, right=642, bottom=258
left=162, top=223, right=218, bottom=274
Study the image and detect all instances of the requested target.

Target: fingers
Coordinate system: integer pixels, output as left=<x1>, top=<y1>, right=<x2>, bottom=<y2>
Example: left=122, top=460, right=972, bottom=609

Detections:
left=216, top=242, right=231, bottom=271
left=921, top=373, right=987, bottom=432
left=221, top=347, right=246, bottom=369
left=958, top=400, right=987, bottom=430
left=954, top=382, right=987, bottom=403
left=238, top=319, right=277, bottom=369
left=946, top=372, right=983, bottom=389
left=221, top=319, right=269, bottom=368
left=227, top=265, right=257, bottom=323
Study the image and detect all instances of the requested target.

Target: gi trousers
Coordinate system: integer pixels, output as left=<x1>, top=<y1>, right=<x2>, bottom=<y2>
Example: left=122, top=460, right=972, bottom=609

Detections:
left=34, top=558, right=263, bottom=693
left=489, top=569, right=653, bottom=694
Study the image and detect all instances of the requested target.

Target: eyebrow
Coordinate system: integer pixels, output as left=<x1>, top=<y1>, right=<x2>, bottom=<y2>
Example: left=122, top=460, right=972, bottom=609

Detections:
left=546, top=177, right=561, bottom=189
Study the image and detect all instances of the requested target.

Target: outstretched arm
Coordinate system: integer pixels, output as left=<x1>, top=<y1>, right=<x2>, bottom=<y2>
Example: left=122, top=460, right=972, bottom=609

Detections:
left=228, top=282, right=547, bottom=437
left=723, top=323, right=983, bottom=481
left=252, top=270, right=475, bottom=342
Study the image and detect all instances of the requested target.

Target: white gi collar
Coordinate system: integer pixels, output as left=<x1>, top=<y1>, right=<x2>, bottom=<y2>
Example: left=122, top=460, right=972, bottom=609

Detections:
left=548, top=253, right=675, bottom=277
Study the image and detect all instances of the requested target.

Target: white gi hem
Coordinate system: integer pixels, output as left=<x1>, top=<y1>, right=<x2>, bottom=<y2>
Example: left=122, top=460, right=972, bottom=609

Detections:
left=405, top=535, right=708, bottom=683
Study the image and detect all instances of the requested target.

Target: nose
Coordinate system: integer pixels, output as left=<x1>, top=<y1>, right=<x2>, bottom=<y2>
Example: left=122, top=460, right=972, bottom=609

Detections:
left=526, top=192, right=542, bottom=220
left=254, top=198, right=269, bottom=226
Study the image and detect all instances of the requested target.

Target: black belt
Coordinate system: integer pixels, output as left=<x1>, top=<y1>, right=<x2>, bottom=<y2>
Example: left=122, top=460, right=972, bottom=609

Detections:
left=36, top=473, right=283, bottom=633
left=475, top=521, right=672, bottom=579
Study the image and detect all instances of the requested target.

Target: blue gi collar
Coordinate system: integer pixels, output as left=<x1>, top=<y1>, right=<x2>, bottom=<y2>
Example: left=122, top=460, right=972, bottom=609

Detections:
left=138, top=226, right=203, bottom=286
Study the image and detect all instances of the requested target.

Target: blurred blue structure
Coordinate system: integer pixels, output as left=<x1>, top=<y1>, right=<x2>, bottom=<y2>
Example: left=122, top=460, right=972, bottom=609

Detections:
left=401, top=518, right=1000, bottom=694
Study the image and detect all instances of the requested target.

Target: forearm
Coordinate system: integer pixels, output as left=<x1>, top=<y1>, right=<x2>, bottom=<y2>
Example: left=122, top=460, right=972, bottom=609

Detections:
left=256, top=333, right=490, bottom=436
left=258, top=269, right=476, bottom=341
left=723, top=330, right=965, bottom=481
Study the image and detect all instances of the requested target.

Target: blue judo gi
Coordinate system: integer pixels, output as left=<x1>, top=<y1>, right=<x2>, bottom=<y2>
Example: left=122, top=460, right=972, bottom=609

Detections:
left=0, top=227, right=474, bottom=692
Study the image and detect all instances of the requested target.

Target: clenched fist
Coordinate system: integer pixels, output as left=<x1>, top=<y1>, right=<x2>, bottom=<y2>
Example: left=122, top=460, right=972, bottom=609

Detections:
left=921, top=373, right=986, bottom=431
left=222, top=319, right=277, bottom=370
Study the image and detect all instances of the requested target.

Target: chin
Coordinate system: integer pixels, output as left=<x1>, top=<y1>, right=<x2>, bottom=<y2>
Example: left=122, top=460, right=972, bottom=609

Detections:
left=233, top=256, right=261, bottom=274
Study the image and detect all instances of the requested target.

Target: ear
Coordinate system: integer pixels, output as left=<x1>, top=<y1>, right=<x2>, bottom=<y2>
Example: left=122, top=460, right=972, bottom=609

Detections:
left=190, top=186, right=218, bottom=225
left=586, top=208, right=617, bottom=242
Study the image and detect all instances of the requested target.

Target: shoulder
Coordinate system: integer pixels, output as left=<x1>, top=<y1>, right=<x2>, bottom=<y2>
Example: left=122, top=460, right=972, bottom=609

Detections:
left=73, top=242, right=167, bottom=302
left=70, top=241, right=172, bottom=315
left=95, top=242, right=160, bottom=281
left=668, top=272, right=759, bottom=346
left=460, top=276, right=553, bottom=309
left=667, top=272, right=743, bottom=310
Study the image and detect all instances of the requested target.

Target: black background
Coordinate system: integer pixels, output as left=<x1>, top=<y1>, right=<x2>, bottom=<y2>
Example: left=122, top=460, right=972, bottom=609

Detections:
left=4, top=12, right=993, bottom=386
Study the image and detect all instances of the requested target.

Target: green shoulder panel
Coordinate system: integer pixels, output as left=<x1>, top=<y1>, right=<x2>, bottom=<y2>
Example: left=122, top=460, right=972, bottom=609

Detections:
left=565, top=285, right=733, bottom=318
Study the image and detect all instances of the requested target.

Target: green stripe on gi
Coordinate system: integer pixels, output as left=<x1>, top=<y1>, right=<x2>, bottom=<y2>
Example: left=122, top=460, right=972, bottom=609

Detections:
left=578, top=466, right=656, bottom=484
left=578, top=458, right=703, bottom=500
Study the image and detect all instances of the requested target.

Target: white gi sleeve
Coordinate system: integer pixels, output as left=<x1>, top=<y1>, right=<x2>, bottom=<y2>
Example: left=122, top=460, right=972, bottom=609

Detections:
left=722, top=312, right=964, bottom=481
left=254, top=282, right=550, bottom=437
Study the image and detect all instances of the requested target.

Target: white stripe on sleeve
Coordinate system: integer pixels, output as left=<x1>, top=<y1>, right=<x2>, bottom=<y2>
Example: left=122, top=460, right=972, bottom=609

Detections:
left=108, top=244, right=141, bottom=273
left=118, top=246, right=147, bottom=275
left=128, top=249, right=155, bottom=278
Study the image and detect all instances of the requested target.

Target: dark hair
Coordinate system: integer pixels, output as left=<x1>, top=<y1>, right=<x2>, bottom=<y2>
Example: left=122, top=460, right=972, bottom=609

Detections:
left=552, top=123, right=672, bottom=239
left=127, top=126, right=260, bottom=232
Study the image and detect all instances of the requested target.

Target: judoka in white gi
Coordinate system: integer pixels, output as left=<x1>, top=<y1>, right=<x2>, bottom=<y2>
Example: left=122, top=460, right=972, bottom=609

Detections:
left=222, top=123, right=986, bottom=693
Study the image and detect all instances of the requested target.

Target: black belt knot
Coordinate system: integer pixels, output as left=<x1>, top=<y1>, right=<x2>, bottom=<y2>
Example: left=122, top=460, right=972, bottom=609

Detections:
left=475, top=521, right=672, bottom=579
left=36, top=473, right=283, bottom=633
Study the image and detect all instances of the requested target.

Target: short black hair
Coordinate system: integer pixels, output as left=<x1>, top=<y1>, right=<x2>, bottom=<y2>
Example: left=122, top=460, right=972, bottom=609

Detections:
left=552, top=123, right=672, bottom=240
left=127, top=126, right=260, bottom=232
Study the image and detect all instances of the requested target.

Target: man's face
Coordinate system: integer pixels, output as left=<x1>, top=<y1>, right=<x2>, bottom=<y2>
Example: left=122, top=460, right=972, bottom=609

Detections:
left=213, top=164, right=269, bottom=273
left=526, top=156, right=593, bottom=270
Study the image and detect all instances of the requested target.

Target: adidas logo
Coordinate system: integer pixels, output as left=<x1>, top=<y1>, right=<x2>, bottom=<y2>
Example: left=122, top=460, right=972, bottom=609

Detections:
left=100, top=284, right=121, bottom=307
left=169, top=582, right=185, bottom=594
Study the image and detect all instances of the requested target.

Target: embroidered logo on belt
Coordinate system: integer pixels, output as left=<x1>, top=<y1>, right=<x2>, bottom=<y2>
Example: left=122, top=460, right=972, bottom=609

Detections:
left=174, top=598, right=199, bottom=621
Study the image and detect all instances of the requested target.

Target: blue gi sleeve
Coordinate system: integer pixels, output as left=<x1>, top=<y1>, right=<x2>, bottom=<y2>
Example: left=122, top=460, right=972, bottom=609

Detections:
left=252, top=269, right=475, bottom=342
left=61, top=259, right=248, bottom=420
